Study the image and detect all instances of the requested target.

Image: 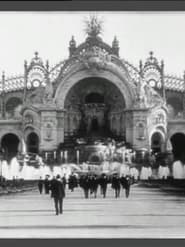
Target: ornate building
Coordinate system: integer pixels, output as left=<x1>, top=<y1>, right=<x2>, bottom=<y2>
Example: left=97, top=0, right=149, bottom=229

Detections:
left=0, top=17, right=185, bottom=163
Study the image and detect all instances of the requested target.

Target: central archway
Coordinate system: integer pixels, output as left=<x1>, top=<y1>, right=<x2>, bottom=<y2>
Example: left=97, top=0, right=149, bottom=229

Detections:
left=63, top=77, right=126, bottom=139
left=55, top=66, right=135, bottom=110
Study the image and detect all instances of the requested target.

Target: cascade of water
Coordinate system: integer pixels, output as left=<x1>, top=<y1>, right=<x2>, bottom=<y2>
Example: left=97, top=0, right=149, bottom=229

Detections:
left=120, top=164, right=130, bottom=176
left=172, top=160, right=185, bottom=179
left=53, top=166, right=63, bottom=177
left=1, top=160, right=10, bottom=179
left=9, top=157, right=20, bottom=179
left=158, top=165, right=170, bottom=179
left=130, top=167, right=139, bottom=180
left=140, top=166, right=152, bottom=180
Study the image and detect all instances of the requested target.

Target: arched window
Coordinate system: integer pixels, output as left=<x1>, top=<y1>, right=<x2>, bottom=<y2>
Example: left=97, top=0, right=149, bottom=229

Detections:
left=151, top=132, right=163, bottom=153
left=5, top=97, right=22, bottom=118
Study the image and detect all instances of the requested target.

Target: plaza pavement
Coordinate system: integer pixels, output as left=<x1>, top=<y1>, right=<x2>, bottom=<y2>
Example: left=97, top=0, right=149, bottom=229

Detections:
left=0, top=184, right=185, bottom=238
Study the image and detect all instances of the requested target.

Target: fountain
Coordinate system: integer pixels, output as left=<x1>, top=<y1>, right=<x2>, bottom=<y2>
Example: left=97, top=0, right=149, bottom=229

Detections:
left=172, top=160, right=185, bottom=179
left=158, top=165, right=170, bottom=179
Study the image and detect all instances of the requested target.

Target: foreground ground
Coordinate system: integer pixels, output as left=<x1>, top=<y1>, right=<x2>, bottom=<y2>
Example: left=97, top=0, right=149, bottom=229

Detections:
left=0, top=184, right=185, bottom=238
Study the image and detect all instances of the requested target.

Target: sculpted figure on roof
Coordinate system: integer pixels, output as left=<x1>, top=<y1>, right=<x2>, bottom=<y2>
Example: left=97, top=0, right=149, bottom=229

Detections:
left=134, top=78, right=148, bottom=108
left=144, top=83, right=164, bottom=108
left=134, top=77, right=164, bottom=109
left=77, top=46, right=109, bottom=71
left=84, top=15, right=103, bottom=38
left=26, top=86, right=45, bottom=105
left=43, top=77, right=54, bottom=105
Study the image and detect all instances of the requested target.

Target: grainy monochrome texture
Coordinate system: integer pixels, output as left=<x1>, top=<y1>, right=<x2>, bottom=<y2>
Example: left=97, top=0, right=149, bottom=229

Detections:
left=0, top=12, right=185, bottom=239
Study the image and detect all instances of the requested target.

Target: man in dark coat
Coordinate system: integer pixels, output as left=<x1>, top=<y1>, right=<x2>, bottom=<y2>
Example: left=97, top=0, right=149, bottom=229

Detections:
left=38, top=177, right=43, bottom=194
left=50, top=174, right=65, bottom=215
left=80, top=174, right=90, bottom=199
left=89, top=174, right=99, bottom=198
left=120, top=175, right=131, bottom=198
left=99, top=173, right=108, bottom=198
left=44, top=175, right=50, bottom=194
left=68, top=173, right=78, bottom=192
left=111, top=173, right=121, bottom=198
left=62, top=175, right=67, bottom=190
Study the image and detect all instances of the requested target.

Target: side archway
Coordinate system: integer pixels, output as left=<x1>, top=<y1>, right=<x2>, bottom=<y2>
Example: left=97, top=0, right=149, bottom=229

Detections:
left=170, top=133, right=185, bottom=161
left=150, top=131, right=165, bottom=153
left=1, top=133, right=20, bottom=160
left=26, top=132, right=39, bottom=154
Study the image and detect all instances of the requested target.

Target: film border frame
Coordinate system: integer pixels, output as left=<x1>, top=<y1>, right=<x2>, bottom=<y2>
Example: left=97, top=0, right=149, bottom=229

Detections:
left=0, top=1, right=185, bottom=247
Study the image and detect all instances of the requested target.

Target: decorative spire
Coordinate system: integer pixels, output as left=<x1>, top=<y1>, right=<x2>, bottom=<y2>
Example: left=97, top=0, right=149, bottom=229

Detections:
left=139, top=60, right=143, bottom=77
left=112, top=36, right=119, bottom=47
left=149, top=51, right=153, bottom=59
left=2, top=71, right=5, bottom=84
left=70, top=35, right=76, bottom=48
left=34, top=51, right=39, bottom=59
left=84, top=15, right=103, bottom=38
left=1, top=71, right=5, bottom=118
left=46, top=60, right=49, bottom=72
left=69, top=35, right=76, bottom=57
left=161, top=60, right=164, bottom=71
left=112, top=36, right=119, bottom=56
left=1, top=71, right=5, bottom=93
left=24, top=60, right=27, bottom=70
left=160, top=60, right=165, bottom=100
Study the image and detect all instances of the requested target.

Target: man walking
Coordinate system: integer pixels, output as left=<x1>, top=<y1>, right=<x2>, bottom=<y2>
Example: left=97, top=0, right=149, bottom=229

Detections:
left=120, top=175, right=131, bottom=198
left=111, top=173, right=121, bottom=198
left=38, top=177, right=43, bottom=194
left=99, top=173, right=108, bottom=198
left=50, top=174, right=65, bottom=215
left=44, top=175, right=50, bottom=194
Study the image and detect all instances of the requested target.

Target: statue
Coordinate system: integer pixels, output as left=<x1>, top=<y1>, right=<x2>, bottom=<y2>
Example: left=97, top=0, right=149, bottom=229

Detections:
left=144, top=83, right=164, bottom=108
left=134, top=76, right=164, bottom=109
left=78, top=46, right=107, bottom=72
left=43, top=77, right=54, bottom=104
left=45, top=123, right=53, bottom=141
left=26, top=86, right=44, bottom=105
left=134, top=78, right=147, bottom=108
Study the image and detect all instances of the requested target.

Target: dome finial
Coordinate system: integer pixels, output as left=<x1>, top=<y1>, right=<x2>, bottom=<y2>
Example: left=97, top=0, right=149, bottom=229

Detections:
left=2, top=71, right=5, bottom=81
left=84, top=15, right=103, bottom=38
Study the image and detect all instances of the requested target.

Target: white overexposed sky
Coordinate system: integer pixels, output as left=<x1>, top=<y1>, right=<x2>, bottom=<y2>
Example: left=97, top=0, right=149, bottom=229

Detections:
left=1, top=12, right=185, bottom=77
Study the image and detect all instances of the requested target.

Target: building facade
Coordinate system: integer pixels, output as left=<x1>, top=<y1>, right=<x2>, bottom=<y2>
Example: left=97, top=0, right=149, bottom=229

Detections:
left=0, top=18, right=185, bottom=163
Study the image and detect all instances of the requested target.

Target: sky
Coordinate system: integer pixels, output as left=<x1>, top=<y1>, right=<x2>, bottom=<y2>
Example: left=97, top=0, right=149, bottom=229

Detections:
left=1, top=12, right=185, bottom=78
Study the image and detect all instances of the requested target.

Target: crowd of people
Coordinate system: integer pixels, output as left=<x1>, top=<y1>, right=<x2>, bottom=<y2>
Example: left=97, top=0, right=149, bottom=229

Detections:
left=38, top=172, right=132, bottom=215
